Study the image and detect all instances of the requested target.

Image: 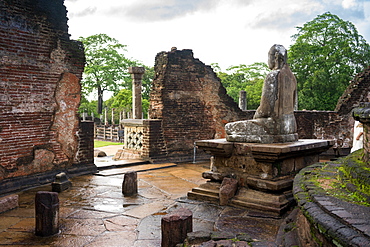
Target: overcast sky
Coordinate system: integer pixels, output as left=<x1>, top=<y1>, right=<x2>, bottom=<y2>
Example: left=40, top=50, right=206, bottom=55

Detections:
left=64, top=0, right=370, bottom=70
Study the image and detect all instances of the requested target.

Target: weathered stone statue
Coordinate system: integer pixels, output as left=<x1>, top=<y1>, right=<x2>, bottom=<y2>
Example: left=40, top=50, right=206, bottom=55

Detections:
left=225, top=44, right=298, bottom=143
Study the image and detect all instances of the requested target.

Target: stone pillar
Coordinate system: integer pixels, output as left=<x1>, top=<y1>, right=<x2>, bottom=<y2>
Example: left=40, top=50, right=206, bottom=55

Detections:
left=129, top=67, right=145, bottom=119
left=239, top=90, right=247, bottom=111
left=35, top=191, right=59, bottom=236
left=161, top=208, right=192, bottom=247
left=353, top=102, right=370, bottom=163
left=122, top=171, right=138, bottom=196
left=104, top=107, right=108, bottom=125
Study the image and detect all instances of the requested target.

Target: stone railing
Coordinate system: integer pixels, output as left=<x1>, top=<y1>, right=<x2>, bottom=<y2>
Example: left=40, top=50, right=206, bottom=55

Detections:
left=123, top=121, right=144, bottom=151
left=114, top=119, right=168, bottom=162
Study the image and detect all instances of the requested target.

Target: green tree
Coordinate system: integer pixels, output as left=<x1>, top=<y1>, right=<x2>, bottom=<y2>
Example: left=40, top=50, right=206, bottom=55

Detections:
left=78, top=96, right=98, bottom=117
left=289, top=12, right=370, bottom=110
left=212, top=62, right=269, bottom=109
left=78, top=34, right=137, bottom=114
left=142, top=65, right=154, bottom=101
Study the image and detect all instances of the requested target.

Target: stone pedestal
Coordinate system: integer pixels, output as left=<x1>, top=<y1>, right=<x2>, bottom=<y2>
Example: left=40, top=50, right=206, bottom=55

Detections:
left=188, top=139, right=333, bottom=216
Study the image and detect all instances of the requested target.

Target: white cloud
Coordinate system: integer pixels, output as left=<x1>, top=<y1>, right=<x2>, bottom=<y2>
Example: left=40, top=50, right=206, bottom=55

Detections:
left=64, top=0, right=370, bottom=70
left=342, top=0, right=357, bottom=9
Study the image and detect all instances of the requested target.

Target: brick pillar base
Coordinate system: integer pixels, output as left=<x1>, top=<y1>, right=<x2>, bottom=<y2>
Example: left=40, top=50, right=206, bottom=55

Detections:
left=161, top=208, right=193, bottom=247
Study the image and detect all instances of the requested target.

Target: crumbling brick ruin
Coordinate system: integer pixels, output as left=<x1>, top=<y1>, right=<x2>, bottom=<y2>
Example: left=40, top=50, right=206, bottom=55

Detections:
left=148, top=48, right=246, bottom=162
left=0, top=0, right=95, bottom=194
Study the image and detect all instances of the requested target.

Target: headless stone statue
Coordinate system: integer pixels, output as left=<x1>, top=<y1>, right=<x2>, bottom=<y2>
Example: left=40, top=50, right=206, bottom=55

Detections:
left=225, top=44, right=298, bottom=143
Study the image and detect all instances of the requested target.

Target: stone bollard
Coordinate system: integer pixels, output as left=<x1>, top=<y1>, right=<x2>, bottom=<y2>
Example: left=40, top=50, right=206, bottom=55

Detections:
left=219, top=177, right=238, bottom=206
left=161, top=208, right=192, bottom=247
left=122, top=171, right=138, bottom=196
left=52, top=172, right=72, bottom=192
left=35, top=191, right=59, bottom=236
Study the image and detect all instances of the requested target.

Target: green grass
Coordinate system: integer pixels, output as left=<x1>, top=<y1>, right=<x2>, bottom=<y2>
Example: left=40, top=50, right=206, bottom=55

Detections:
left=94, top=140, right=123, bottom=148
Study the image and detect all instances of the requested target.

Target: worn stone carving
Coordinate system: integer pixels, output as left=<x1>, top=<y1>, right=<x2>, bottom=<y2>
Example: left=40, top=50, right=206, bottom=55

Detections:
left=225, top=44, right=298, bottom=143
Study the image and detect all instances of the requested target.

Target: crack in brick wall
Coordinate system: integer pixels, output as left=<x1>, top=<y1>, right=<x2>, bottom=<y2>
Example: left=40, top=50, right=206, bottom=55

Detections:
left=0, top=0, right=86, bottom=180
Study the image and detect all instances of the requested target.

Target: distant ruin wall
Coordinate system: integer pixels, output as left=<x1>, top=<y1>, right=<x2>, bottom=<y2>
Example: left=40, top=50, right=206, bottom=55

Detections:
left=0, top=0, right=93, bottom=186
left=149, top=48, right=245, bottom=162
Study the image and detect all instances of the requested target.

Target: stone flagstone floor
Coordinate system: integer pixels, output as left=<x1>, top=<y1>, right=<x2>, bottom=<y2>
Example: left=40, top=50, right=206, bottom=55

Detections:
left=0, top=161, right=285, bottom=246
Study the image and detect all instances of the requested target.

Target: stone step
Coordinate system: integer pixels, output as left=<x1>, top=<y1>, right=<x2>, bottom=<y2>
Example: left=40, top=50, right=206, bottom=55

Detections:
left=191, top=187, right=219, bottom=197
left=230, top=199, right=288, bottom=216
left=187, top=191, right=219, bottom=204
left=231, top=188, right=293, bottom=216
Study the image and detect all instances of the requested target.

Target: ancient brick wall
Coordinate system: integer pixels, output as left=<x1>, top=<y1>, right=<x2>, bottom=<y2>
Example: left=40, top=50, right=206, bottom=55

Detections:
left=75, top=121, right=94, bottom=166
left=141, top=120, right=167, bottom=161
left=149, top=48, right=246, bottom=162
left=336, top=66, right=370, bottom=115
left=0, top=0, right=91, bottom=186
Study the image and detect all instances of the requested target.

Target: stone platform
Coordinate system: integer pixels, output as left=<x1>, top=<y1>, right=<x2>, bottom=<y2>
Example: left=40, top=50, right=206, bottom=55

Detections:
left=188, top=139, right=334, bottom=216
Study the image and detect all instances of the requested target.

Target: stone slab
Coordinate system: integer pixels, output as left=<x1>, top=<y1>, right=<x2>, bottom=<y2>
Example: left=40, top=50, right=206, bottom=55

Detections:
left=0, top=194, right=18, bottom=213
left=197, top=139, right=334, bottom=162
left=95, top=163, right=177, bottom=176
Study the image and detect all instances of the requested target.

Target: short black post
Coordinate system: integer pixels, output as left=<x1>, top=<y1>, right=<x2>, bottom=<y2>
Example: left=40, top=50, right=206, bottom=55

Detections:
left=161, top=208, right=192, bottom=247
left=122, top=171, right=138, bottom=196
left=52, top=172, right=72, bottom=192
left=35, top=191, right=59, bottom=236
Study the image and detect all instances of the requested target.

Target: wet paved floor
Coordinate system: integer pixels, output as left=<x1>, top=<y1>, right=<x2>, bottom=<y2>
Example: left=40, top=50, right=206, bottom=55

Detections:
left=0, top=159, right=284, bottom=246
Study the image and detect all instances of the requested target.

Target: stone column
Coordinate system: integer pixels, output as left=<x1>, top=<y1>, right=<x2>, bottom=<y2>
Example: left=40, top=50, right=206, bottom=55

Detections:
left=239, top=90, right=247, bottom=110
left=104, top=107, right=108, bottom=125
left=129, top=67, right=145, bottom=119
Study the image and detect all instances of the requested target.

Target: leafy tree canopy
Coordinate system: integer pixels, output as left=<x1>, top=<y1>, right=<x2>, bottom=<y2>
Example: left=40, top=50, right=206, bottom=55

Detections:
left=78, top=33, right=137, bottom=113
left=79, top=96, right=98, bottom=117
left=212, top=62, right=269, bottom=109
left=289, top=12, right=370, bottom=110
left=78, top=34, right=154, bottom=116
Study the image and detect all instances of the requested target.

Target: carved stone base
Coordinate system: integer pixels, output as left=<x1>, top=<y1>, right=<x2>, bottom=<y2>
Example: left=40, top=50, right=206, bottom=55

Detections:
left=188, top=139, right=333, bottom=216
left=230, top=188, right=293, bottom=216
left=188, top=180, right=294, bottom=216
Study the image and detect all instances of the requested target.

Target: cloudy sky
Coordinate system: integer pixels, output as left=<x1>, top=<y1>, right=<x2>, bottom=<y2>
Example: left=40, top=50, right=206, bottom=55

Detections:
left=64, top=0, right=370, bottom=70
